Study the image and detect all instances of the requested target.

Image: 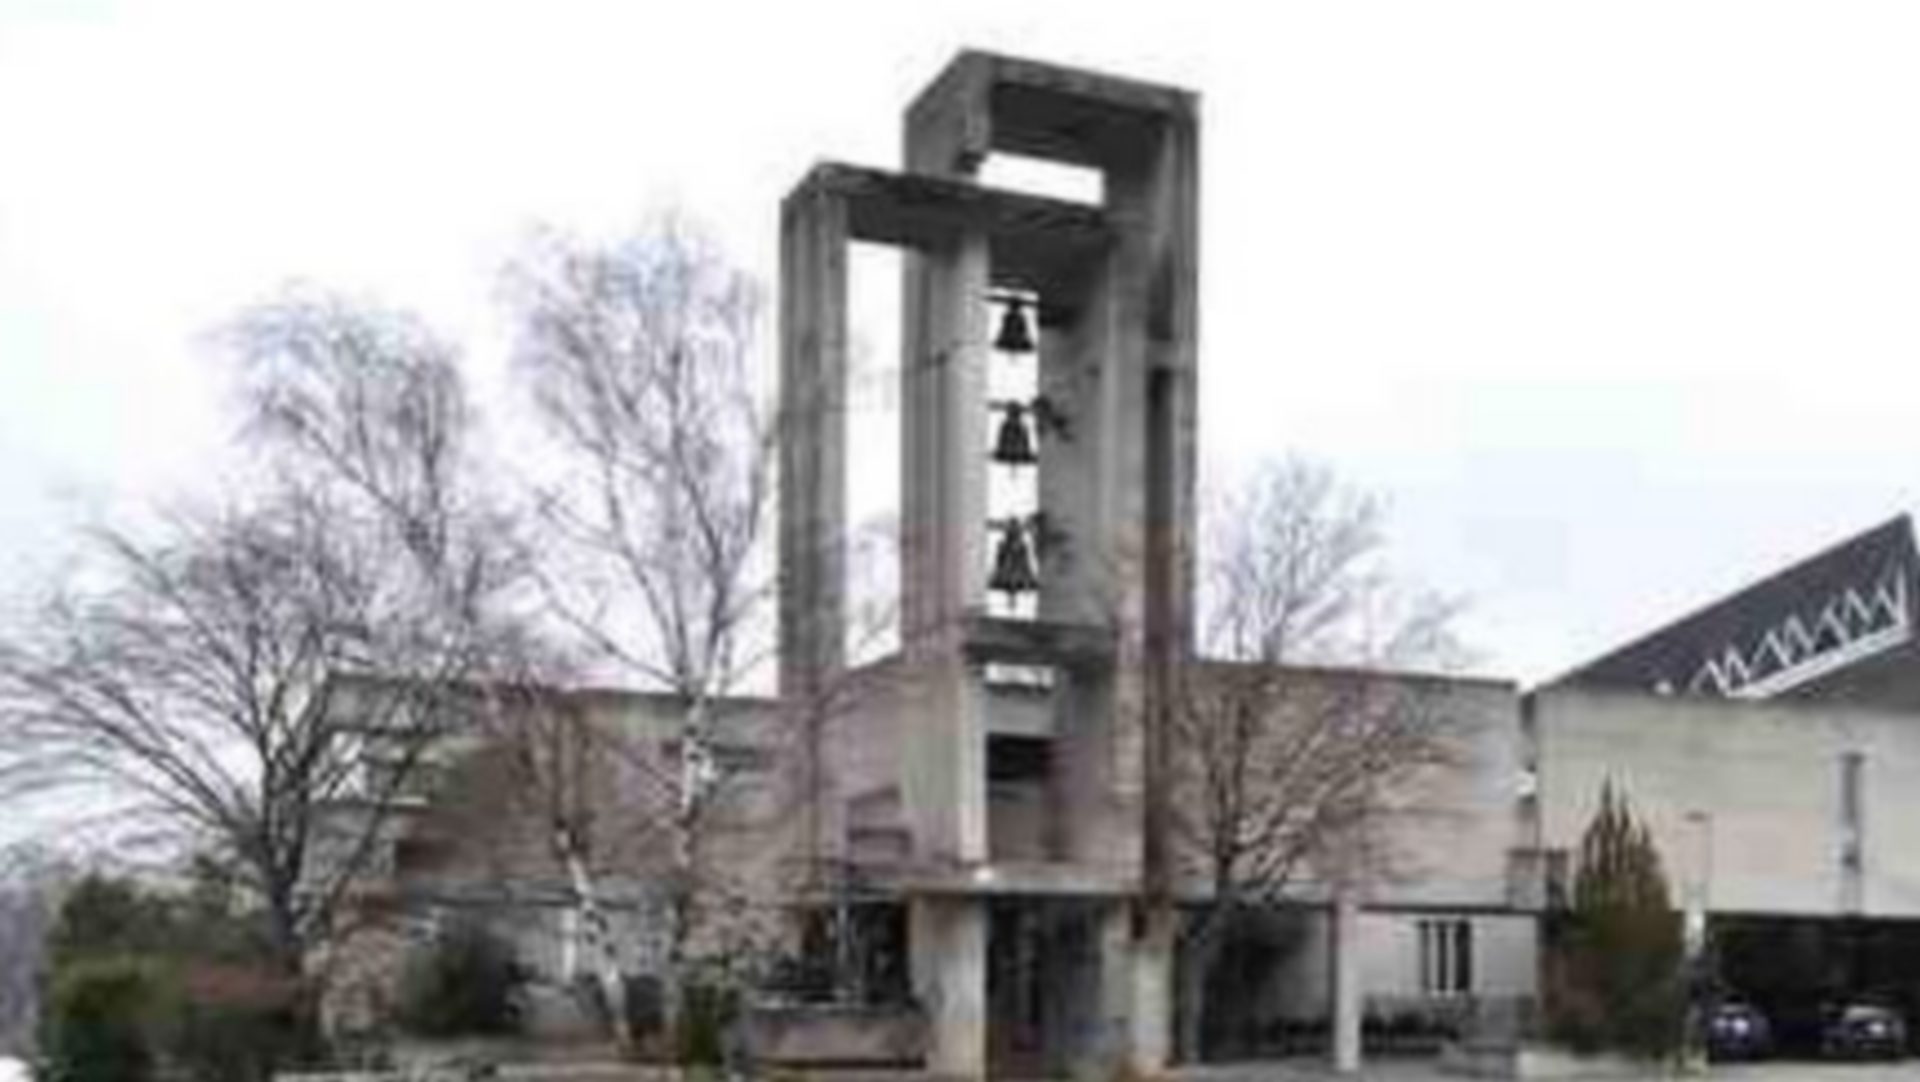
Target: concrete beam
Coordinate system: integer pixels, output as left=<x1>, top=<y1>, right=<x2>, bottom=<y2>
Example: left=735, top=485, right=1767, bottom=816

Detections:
left=907, top=50, right=1198, bottom=172
left=788, top=163, right=1110, bottom=294
left=958, top=614, right=1116, bottom=670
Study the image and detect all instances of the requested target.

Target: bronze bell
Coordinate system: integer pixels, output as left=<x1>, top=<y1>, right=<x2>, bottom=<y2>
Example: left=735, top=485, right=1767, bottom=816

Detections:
left=993, top=297, right=1036, bottom=354
left=990, top=402, right=1038, bottom=466
left=988, top=521, right=1040, bottom=595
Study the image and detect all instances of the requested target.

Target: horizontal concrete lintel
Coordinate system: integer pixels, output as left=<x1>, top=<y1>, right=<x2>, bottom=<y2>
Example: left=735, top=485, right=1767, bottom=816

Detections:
left=960, top=613, right=1116, bottom=667
left=909, top=51, right=1197, bottom=171
left=941, top=50, right=1196, bottom=121
left=788, top=164, right=1110, bottom=277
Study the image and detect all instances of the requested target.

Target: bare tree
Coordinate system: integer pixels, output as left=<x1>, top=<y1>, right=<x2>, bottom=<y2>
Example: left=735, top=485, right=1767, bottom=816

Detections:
left=230, top=288, right=510, bottom=598
left=0, top=490, right=472, bottom=997
left=1170, top=457, right=1468, bottom=1060
left=404, top=678, right=674, bottom=1048
left=0, top=291, right=520, bottom=1043
left=502, top=218, right=781, bottom=1040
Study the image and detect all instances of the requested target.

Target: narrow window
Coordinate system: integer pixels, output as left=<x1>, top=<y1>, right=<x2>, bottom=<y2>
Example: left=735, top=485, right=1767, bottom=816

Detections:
left=1840, top=751, right=1864, bottom=835
left=1453, top=920, right=1474, bottom=993
left=1418, top=918, right=1474, bottom=996
left=1840, top=750, right=1866, bottom=885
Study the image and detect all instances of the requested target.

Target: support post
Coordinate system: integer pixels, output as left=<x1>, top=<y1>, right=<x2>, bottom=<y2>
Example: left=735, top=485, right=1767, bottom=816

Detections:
left=912, top=896, right=988, bottom=1078
left=1330, top=891, right=1362, bottom=1074
left=1129, top=903, right=1175, bottom=1074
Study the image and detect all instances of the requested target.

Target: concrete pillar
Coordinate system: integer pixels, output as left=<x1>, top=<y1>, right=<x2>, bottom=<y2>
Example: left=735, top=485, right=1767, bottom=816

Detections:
left=777, top=182, right=850, bottom=873
left=776, top=184, right=849, bottom=696
left=900, top=231, right=990, bottom=643
left=1129, top=904, right=1176, bottom=1074
left=1330, top=892, right=1362, bottom=1074
left=1093, top=903, right=1133, bottom=1070
left=912, top=896, right=988, bottom=1079
left=898, top=229, right=990, bottom=870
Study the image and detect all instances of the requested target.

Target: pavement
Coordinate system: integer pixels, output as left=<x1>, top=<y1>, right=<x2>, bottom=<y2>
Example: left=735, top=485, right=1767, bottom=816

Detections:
left=1713, top=1065, right=1920, bottom=1082
left=1177, top=1058, right=1920, bottom=1082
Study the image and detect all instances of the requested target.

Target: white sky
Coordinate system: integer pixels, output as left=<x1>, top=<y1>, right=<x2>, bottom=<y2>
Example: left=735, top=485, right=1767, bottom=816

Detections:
left=4, top=0, right=1920, bottom=683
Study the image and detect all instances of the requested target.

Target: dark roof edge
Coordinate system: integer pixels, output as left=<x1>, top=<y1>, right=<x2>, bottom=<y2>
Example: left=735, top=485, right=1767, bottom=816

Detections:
left=1544, top=513, right=1916, bottom=690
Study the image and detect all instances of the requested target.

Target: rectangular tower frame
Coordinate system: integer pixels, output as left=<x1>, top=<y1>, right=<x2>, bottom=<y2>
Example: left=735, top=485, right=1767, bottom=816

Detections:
left=778, top=51, right=1199, bottom=1077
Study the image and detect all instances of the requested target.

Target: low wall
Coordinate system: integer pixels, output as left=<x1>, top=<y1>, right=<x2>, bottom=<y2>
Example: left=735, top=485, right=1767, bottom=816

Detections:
left=741, top=1003, right=926, bottom=1067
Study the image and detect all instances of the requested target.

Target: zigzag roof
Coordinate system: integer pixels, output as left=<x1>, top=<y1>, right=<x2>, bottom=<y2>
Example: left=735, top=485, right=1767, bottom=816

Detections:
left=1555, top=515, right=1919, bottom=699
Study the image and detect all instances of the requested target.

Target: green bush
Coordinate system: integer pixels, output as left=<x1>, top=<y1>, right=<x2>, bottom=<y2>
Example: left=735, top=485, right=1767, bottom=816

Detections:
left=44, top=875, right=174, bottom=971
left=35, top=869, right=311, bottom=1082
left=1546, top=782, right=1685, bottom=1059
left=397, top=920, right=527, bottom=1037
left=39, top=956, right=161, bottom=1082
left=164, top=962, right=307, bottom=1082
left=675, top=981, right=737, bottom=1067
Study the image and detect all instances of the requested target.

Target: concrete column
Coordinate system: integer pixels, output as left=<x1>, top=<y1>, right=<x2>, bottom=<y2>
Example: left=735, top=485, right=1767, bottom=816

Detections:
left=912, top=896, right=988, bottom=1079
left=777, top=184, right=849, bottom=696
left=898, top=229, right=990, bottom=871
left=1128, top=904, right=1175, bottom=1074
left=777, top=182, right=849, bottom=873
left=1094, top=903, right=1133, bottom=1069
left=900, top=232, right=990, bottom=641
left=1330, top=892, right=1362, bottom=1074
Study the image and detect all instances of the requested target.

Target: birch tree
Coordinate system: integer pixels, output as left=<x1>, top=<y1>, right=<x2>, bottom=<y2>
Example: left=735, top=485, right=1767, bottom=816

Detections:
left=502, top=218, right=779, bottom=1041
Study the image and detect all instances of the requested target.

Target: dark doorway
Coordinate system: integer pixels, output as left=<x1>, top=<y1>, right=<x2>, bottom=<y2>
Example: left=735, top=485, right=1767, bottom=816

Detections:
left=987, top=899, right=1101, bottom=1078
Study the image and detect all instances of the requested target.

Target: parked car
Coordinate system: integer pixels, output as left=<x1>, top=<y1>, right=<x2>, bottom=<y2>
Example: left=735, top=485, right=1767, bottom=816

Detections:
left=1706, top=1000, right=1773, bottom=1061
left=1822, top=1002, right=1907, bottom=1060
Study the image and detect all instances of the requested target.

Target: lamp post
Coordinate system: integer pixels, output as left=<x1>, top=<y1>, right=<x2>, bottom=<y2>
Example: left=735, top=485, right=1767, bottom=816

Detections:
left=1683, top=810, right=1715, bottom=1072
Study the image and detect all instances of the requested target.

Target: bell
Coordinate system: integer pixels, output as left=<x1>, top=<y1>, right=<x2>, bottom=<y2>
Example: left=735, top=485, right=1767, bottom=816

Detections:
left=990, top=403, right=1038, bottom=466
left=987, top=521, right=1040, bottom=595
left=993, top=297, right=1036, bottom=354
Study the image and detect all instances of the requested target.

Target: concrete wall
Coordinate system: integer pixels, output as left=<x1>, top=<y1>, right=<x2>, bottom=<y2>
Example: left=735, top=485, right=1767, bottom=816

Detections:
left=1263, top=910, right=1536, bottom=1021
left=1166, top=667, right=1527, bottom=911
left=1358, top=913, right=1536, bottom=1001
left=311, top=685, right=796, bottom=1037
left=1530, top=686, right=1920, bottom=918
left=1364, top=677, right=1528, bottom=910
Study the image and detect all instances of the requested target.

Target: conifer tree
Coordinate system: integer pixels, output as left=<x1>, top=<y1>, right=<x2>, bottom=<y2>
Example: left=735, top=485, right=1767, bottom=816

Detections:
left=1547, top=781, right=1685, bottom=1057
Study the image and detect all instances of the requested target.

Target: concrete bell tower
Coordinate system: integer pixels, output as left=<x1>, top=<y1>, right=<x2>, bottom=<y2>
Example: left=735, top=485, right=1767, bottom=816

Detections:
left=779, top=52, right=1199, bottom=1077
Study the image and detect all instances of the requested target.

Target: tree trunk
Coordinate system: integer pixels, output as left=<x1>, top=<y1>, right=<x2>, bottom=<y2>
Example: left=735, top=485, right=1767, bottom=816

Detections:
left=661, top=696, right=714, bottom=1060
left=660, top=887, right=688, bottom=1061
left=560, top=838, right=633, bottom=1051
left=261, top=906, right=324, bottom=1068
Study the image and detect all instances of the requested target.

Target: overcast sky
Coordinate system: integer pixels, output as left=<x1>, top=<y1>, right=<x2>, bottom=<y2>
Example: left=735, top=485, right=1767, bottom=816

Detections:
left=4, top=1, right=1920, bottom=683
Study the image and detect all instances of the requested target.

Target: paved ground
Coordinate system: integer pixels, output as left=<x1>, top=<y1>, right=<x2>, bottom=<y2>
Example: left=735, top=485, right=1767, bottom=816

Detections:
left=1180, top=1059, right=1920, bottom=1081
left=1713, top=1065, right=1920, bottom=1082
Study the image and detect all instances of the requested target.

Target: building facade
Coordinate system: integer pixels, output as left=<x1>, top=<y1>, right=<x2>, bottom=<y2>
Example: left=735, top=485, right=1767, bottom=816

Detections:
left=315, top=50, right=1920, bottom=1077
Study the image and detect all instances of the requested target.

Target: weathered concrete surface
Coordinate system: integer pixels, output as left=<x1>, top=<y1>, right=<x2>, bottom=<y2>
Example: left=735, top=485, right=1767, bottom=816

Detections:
left=1530, top=686, right=1920, bottom=918
left=743, top=1004, right=926, bottom=1067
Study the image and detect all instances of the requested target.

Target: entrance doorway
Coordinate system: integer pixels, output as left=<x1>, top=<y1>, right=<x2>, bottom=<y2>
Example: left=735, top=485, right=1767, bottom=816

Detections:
left=987, top=899, right=1103, bottom=1077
